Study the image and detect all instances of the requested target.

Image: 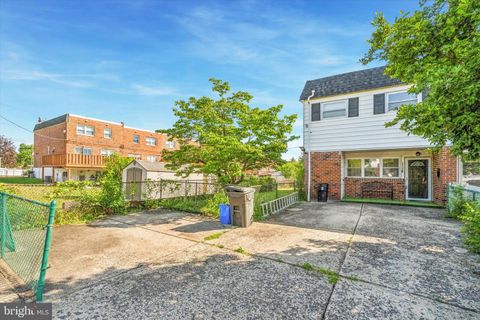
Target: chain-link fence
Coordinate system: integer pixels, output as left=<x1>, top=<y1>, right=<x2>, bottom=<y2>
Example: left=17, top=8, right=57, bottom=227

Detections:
left=447, top=183, right=480, bottom=213
left=0, top=192, right=56, bottom=301
left=123, top=180, right=222, bottom=202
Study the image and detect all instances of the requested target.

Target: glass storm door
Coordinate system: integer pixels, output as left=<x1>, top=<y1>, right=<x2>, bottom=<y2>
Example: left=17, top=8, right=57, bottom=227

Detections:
left=407, top=159, right=429, bottom=199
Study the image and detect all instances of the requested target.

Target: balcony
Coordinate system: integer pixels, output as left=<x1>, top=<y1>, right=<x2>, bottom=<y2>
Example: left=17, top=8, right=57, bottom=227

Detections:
left=42, top=153, right=106, bottom=168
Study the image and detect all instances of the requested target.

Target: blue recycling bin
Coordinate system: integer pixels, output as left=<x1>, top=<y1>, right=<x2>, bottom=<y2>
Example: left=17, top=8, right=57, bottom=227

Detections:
left=219, top=204, right=231, bottom=224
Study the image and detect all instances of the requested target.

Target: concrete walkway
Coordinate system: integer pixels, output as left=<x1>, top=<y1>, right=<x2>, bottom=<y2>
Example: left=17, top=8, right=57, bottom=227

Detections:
left=3, top=202, right=478, bottom=319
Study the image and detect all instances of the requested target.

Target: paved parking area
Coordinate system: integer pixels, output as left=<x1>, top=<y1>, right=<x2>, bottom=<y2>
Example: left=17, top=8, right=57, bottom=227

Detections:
left=3, top=202, right=479, bottom=319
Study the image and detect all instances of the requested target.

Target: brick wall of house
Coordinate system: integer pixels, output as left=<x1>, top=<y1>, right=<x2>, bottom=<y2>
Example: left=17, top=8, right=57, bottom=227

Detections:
left=305, top=152, right=342, bottom=201
left=34, top=114, right=179, bottom=167
left=34, top=122, right=67, bottom=167
left=432, top=147, right=458, bottom=206
left=66, top=115, right=173, bottom=160
left=344, top=177, right=405, bottom=200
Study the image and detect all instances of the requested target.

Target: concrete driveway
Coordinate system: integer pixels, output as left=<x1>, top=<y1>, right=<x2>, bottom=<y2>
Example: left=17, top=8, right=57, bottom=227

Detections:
left=8, top=202, right=479, bottom=319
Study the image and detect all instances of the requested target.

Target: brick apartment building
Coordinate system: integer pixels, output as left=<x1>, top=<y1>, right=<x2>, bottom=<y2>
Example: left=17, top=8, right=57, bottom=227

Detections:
left=33, top=114, right=177, bottom=182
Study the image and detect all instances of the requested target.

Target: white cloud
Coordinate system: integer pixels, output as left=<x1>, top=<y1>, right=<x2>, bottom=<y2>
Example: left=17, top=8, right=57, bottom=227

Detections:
left=3, top=70, right=93, bottom=88
left=131, top=83, right=177, bottom=96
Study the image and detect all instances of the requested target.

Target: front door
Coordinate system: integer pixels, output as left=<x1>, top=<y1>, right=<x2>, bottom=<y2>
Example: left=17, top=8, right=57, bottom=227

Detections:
left=406, top=159, right=430, bottom=200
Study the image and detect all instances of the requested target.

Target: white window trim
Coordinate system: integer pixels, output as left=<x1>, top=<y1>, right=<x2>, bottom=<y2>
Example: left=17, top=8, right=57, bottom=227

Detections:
left=146, top=137, right=157, bottom=146
left=346, top=158, right=363, bottom=177
left=386, top=90, right=420, bottom=112
left=382, top=158, right=401, bottom=178
left=345, top=157, right=402, bottom=178
left=364, top=158, right=382, bottom=178
left=320, top=99, right=348, bottom=120
left=76, top=125, right=95, bottom=136
left=104, top=128, right=112, bottom=139
left=101, top=149, right=114, bottom=156
left=166, top=141, right=176, bottom=149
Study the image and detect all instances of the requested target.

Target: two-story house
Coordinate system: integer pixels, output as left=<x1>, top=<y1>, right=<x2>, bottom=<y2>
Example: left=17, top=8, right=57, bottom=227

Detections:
left=33, top=114, right=177, bottom=182
left=301, top=66, right=460, bottom=206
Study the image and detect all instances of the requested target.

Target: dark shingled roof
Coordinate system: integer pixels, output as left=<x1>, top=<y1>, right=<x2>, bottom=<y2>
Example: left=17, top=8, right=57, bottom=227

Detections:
left=299, top=66, right=403, bottom=100
left=34, top=114, right=68, bottom=131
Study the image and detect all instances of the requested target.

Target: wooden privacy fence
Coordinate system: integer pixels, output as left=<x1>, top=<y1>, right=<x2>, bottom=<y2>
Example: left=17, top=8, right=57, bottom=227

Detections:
left=260, top=192, right=298, bottom=217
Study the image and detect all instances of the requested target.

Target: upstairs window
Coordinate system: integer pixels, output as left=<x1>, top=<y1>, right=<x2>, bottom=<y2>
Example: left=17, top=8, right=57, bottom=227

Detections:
left=387, top=91, right=418, bottom=111
left=322, top=100, right=347, bottom=119
left=104, top=128, right=112, bottom=139
left=166, top=141, right=176, bottom=149
left=77, top=125, right=94, bottom=136
left=146, top=155, right=157, bottom=162
left=133, top=135, right=139, bottom=144
left=146, top=137, right=157, bottom=146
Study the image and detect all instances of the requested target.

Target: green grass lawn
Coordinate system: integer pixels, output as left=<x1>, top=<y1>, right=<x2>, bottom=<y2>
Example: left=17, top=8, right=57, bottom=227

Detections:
left=255, top=189, right=294, bottom=204
left=0, top=177, right=44, bottom=184
left=342, top=196, right=443, bottom=208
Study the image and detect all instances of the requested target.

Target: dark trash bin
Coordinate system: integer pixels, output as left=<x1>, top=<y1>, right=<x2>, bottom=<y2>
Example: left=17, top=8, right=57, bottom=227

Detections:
left=317, top=183, right=328, bottom=202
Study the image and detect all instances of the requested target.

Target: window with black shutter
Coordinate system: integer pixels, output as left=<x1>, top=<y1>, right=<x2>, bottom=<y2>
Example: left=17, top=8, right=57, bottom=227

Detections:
left=311, top=103, right=321, bottom=121
left=348, top=98, right=359, bottom=117
left=373, top=93, right=386, bottom=114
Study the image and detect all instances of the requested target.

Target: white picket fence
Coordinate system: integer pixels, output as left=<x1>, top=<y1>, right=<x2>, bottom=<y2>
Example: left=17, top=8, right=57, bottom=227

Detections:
left=0, top=168, right=26, bottom=177
left=260, top=192, right=299, bottom=217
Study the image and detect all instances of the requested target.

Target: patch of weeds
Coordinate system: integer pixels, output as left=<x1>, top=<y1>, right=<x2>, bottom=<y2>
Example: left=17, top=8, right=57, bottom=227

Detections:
left=276, top=258, right=284, bottom=263
left=301, top=262, right=315, bottom=271
left=204, top=231, right=226, bottom=241
left=216, top=244, right=225, bottom=249
left=234, top=247, right=247, bottom=254
left=318, top=268, right=340, bottom=285
left=301, top=262, right=340, bottom=284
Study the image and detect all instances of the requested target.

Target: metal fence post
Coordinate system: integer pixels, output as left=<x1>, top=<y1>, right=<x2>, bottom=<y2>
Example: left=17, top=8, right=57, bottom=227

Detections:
left=159, top=179, right=163, bottom=200
left=1, top=193, right=6, bottom=258
left=36, top=200, right=56, bottom=302
left=195, top=182, right=198, bottom=202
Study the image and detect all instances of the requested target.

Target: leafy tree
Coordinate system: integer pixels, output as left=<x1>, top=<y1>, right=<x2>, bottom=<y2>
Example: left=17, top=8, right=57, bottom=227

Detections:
left=0, top=135, right=17, bottom=168
left=16, top=144, right=33, bottom=168
left=361, top=0, right=480, bottom=160
left=278, top=159, right=303, bottom=181
left=158, top=79, right=298, bottom=184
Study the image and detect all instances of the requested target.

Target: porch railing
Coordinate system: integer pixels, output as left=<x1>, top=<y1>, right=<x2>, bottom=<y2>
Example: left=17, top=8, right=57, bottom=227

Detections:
left=42, top=153, right=106, bottom=168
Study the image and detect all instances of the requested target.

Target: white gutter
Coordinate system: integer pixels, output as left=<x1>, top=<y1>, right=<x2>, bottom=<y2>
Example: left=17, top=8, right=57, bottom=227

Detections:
left=305, top=90, right=315, bottom=202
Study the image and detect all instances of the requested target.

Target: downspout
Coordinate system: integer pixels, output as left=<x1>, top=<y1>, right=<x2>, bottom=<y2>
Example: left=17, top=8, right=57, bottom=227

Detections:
left=305, top=90, right=315, bottom=202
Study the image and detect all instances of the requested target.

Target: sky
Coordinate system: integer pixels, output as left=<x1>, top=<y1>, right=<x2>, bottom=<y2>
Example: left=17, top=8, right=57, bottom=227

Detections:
left=0, top=0, right=421, bottom=159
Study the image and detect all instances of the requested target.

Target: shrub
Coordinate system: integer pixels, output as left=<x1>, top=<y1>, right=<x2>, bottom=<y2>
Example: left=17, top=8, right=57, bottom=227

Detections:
left=47, top=180, right=95, bottom=200
left=460, top=201, right=480, bottom=254
left=200, top=192, right=228, bottom=217
left=446, top=185, right=467, bottom=219
left=81, top=154, right=131, bottom=214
